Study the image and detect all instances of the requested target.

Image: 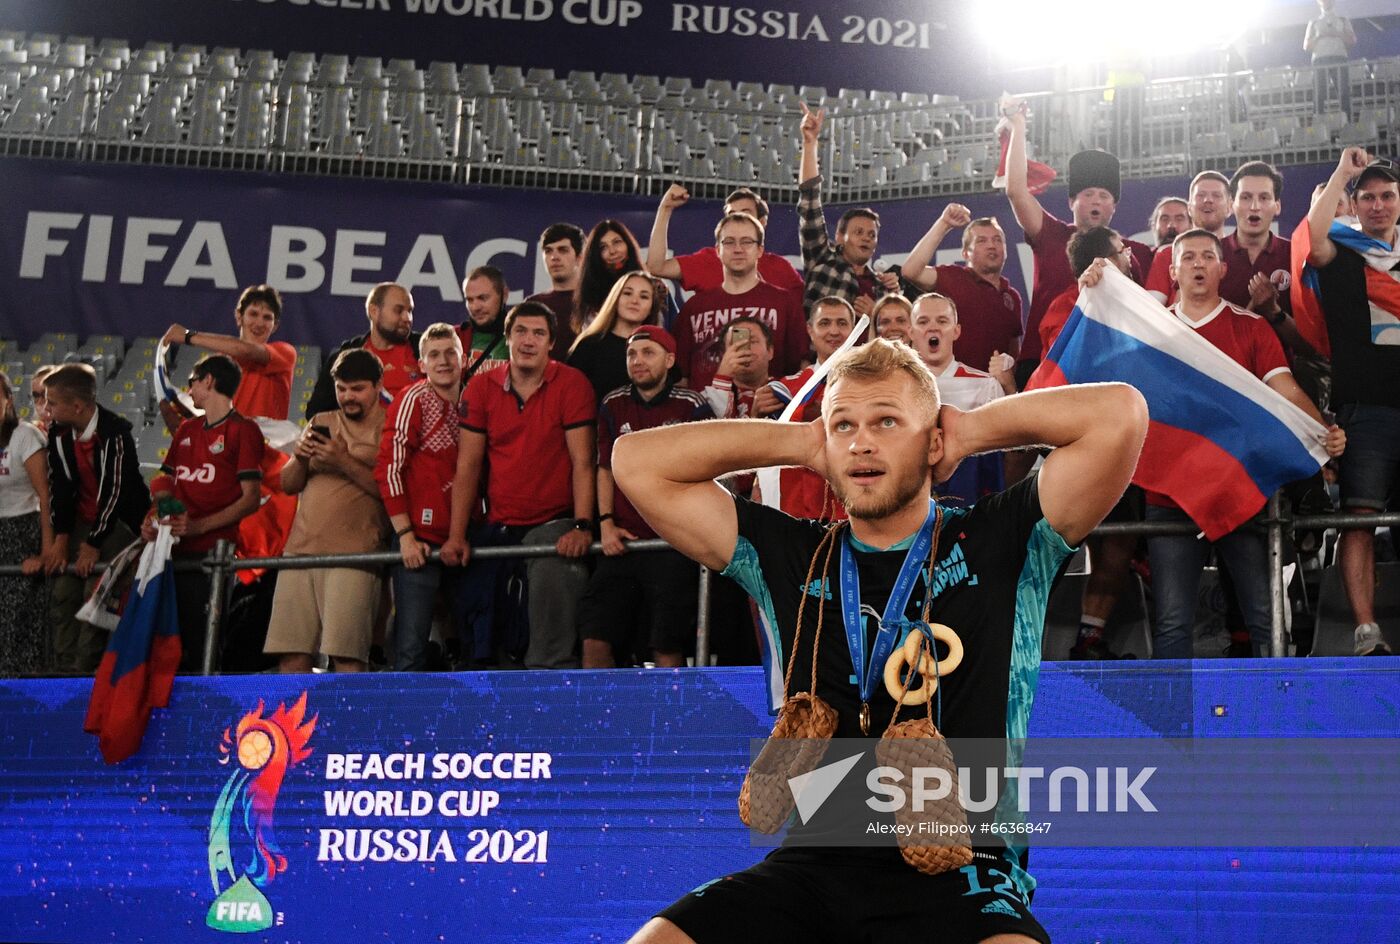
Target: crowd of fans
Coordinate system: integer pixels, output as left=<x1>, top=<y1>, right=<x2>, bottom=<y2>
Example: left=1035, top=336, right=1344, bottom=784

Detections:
left=1, top=95, right=1397, bottom=677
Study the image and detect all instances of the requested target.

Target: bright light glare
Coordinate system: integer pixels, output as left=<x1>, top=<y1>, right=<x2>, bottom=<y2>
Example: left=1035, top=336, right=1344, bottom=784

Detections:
left=975, top=0, right=1267, bottom=65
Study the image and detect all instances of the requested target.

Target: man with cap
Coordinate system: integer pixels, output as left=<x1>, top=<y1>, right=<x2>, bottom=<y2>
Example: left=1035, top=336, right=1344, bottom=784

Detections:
left=579, top=325, right=712, bottom=668
left=1307, top=148, right=1400, bottom=656
left=1002, top=106, right=1152, bottom=391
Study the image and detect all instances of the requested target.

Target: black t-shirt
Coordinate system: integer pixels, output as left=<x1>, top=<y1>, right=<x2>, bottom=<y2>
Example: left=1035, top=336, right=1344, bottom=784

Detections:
left=1314, top=246, right=1400, bottom=410
left=722, top=476, right=1074, bottom=876
left=566, top=332, right=631, bottom=404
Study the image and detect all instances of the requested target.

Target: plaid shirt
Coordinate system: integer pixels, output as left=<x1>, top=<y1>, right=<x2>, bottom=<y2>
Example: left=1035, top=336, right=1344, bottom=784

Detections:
left=797, top=174, right=868, bottom=314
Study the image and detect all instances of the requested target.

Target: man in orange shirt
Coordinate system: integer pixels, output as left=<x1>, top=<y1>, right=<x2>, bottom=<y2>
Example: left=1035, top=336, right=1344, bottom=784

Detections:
left=163, top=284, right=297, bottom=420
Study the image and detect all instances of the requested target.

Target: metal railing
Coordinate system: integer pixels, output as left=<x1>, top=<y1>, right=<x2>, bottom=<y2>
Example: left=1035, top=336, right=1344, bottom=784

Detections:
left=0, top=55, right=1395, bottom=203
left=7, top=501, right=1400, bottom=674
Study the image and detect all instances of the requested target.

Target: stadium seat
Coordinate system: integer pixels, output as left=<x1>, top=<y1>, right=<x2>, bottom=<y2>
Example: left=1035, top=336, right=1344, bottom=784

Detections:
left=1337, top=121, right=1379, bottom=146
left=1041, top=572, right=1153, bottom=661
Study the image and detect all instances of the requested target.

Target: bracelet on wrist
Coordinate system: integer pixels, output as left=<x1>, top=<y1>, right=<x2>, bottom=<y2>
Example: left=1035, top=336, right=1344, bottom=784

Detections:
left=598, top=513, right=615, bottom=523
left=396, top=526, right=414, bottom=538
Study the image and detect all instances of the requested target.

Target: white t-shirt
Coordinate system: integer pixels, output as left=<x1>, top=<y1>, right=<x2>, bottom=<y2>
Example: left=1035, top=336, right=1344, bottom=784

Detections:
left=1308, top=12, right=1351, bottom=60
left=933, top=360, right=1005, bottom=412
left=0, top=421, right=46, bottom=517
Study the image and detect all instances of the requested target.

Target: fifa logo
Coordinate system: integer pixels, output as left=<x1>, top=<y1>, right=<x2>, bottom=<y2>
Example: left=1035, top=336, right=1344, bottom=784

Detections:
left=206, top=694, right=317, bottom=933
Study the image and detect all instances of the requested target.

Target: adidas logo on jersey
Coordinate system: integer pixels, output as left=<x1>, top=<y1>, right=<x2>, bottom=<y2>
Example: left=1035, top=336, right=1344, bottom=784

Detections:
left=981, top=899, right=1020, bottom=918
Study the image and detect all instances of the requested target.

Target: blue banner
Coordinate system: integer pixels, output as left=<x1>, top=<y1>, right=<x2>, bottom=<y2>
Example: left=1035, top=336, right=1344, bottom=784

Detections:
left=0, top=662, right=1397, bottom=943
left=0, top=157, right=1336, bottom=351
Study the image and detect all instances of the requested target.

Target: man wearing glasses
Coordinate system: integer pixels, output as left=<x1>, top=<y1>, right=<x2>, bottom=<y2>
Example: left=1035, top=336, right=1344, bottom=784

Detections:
left=673, top=212, right=807, bottom=392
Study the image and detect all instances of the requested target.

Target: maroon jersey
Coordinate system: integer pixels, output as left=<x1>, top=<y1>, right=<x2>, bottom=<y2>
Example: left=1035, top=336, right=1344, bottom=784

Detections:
left=1021, top=211, right=1148, bottom=364
left=162, top=412, right=265, bottom=555
left=598, top=384, right=712, bottom=537
left=929, top=264, right=1024, bottom=370
left=674, top=282, right=808, bottom=391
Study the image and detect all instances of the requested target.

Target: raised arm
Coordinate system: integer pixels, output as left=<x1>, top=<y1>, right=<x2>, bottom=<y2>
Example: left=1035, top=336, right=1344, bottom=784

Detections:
left=162, top=324, right=271, bottom=365
left=1002, top=108, right=1045, bottom=241
left=1309, top=147, right=1369, bottom=268
left=934, top=384, right=1148, bottom=546
left=900, top=203, right=971, bottom=289
left=799, top=101, right=823, bottom=184
left=612, top=418, right=823, bottom=571
left=646, top=184, right=689, bottom=280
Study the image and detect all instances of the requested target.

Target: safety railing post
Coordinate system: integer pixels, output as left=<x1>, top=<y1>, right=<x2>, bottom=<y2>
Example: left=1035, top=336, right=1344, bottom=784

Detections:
left=201, top=539, right=233, bottom=677
left=695, top=565, right=712, bottom=668
left=1268, top=491, right=1288, bottom=658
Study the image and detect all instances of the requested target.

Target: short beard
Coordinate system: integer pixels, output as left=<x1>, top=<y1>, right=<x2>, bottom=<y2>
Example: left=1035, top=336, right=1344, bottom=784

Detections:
left=829, top=460, right=929, bottom=522
left=379, top=325, right=410, bottom=345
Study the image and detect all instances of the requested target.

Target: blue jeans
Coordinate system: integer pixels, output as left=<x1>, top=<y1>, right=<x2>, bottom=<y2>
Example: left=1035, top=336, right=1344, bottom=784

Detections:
left=1145, top=505, right=1272, bottom=659
left=391, top=558, right=467, bottom=672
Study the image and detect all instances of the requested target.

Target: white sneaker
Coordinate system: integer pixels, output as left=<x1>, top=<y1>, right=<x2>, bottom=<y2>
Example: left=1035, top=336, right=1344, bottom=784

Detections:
left=1354, top=623, right=1392, bottom=656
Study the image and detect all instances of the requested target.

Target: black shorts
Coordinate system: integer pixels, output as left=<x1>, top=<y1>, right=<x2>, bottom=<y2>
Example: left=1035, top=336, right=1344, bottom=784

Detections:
left=657, top=848, right=1050, bottom=944
left=576, top=548, right=698, bottom=654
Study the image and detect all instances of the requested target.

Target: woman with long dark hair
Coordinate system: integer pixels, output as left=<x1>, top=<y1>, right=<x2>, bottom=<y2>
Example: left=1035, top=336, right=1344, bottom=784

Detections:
left=0, top=370, right=53, bottom=676
left=572, top=220, right=647, bottom=331
left=567, top=270, right=665, bottom=402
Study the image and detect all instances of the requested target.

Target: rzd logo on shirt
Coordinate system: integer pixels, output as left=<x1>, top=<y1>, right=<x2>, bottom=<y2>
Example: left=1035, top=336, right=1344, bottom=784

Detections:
left=176, top=463, right=216, bottom=484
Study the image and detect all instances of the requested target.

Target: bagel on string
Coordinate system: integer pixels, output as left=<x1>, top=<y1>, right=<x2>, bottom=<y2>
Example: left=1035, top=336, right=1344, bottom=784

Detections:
left=881, top=623, right=964, bottom=705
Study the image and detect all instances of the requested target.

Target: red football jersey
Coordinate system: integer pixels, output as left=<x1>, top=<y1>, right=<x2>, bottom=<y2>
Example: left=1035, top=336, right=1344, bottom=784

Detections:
left=162, top=412, right=265, bottom=555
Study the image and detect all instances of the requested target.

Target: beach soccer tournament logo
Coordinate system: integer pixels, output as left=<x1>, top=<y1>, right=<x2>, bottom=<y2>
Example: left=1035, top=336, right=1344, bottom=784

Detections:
left=206, top=694, right=318, bottom=933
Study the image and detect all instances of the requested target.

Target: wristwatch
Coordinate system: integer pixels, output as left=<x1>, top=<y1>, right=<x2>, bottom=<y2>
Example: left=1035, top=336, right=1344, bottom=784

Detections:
left=571, top=518, right=593, bottom=534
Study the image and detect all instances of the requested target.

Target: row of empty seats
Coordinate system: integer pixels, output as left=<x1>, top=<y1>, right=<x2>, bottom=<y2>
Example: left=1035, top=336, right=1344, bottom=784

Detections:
left=0, top=31, right=1397, bottom=199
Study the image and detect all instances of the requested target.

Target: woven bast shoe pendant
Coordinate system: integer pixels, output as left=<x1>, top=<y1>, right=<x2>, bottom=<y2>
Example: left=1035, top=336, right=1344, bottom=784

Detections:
left=738, top=692, right=838, bottom=833
left=875, top=716, right=974, bottom=875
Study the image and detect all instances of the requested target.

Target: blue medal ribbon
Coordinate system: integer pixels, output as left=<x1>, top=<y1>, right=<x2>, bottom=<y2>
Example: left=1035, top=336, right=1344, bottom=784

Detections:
left=838, top=502, right=938, bottom=731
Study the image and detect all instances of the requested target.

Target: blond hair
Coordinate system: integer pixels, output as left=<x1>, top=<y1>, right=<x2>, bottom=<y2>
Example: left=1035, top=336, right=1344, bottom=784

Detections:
left=417, top=322, right=462, bottom=358
left=823, top=337, right=940, bottom=419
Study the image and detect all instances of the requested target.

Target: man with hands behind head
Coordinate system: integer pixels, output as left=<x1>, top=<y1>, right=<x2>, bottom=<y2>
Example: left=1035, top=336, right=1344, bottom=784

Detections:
left=616, top=336, right=1148, bottom=944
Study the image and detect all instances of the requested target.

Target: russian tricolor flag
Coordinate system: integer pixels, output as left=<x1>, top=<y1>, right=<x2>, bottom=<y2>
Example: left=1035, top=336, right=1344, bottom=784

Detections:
left=84, top=523, right=183, bottom=764
left=1027, top=267, right=1329, bottom=540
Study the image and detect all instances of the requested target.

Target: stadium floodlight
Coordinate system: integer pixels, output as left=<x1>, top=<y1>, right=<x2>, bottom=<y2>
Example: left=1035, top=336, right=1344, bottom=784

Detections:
left=974, top=0, right=1267, bottom=65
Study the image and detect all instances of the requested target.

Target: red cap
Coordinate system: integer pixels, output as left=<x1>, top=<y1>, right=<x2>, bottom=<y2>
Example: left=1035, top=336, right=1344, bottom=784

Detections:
left=627, top=325, right=676, bottom=356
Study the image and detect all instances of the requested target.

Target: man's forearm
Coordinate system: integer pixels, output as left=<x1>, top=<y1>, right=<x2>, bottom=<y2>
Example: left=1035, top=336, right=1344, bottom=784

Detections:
left=448, top=457, right=482, bottom=542
left=615, top=419, right=815, bottom=487
left=952, top=385, right=1139, bottom=459
left=900, top=221, right=951, bottom=283
left=571, top=456, right=596, bottom=521
left=1309, top=168, right=1350, bottom=261
left=647, top=208, right=673, bottom=273
left=597, top=467, right=615, bottom=516
left=800, top=137, right=819, bottom=182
